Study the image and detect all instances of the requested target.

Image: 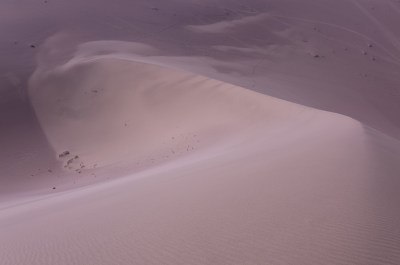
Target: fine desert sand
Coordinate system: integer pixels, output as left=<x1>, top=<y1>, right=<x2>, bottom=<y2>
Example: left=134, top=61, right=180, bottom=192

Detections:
left=1, top=0, right=400, bottom=264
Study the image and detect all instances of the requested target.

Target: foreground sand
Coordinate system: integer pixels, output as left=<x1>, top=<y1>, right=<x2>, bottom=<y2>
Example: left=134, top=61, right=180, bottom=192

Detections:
left=1, top=109, right=400, bottom=264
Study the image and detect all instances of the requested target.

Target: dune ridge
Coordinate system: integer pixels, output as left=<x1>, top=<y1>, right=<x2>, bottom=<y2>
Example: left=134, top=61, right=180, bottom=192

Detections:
left=1, top=0, right=400, bottom=264
left=29, top=55, right=310, bottom=172
left=0, top=52, right=398, bottom=264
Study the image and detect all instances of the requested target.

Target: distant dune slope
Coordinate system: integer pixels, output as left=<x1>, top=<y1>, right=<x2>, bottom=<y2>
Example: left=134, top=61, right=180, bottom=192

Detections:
left=3, top=0, right=400, bottom=138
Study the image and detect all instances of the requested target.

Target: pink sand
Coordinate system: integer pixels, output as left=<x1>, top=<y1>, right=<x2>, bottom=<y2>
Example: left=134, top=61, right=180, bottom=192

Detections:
left=1, top=0, right=400, bottom=264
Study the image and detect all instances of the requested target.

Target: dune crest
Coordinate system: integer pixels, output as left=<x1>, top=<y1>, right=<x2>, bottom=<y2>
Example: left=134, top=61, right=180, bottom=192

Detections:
left=29, top=54, right=310, bottom=172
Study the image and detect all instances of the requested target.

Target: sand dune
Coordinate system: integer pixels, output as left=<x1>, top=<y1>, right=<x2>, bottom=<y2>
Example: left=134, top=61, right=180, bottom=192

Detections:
left=3, top=76, right=400, bottom=263
left=29, top=57, right=306, bottom=171
left=2, top=56, right=400, bottom=264
left=1, top=0, right=400, bottom=264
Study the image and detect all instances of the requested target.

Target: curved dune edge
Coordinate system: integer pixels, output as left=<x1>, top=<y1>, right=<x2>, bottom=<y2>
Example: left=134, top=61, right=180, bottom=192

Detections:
left=29, top=56, right=312, bottom=172
left=23, top=55, right=314, bottom=195
left=1, top=53, right=398, bottom=264
left=3, top=56, right=400, bottom=263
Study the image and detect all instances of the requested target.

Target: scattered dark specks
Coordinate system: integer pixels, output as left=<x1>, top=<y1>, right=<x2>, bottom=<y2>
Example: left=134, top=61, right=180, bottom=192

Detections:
left=30, top=44, right=36, bottom=48
left=52, top=187, right=56, bottom=190
left=362, top=51, right=367, bottom=55
left=92, top=89, right=98, bottom=93
left=313, top=54, right=320, bottom=58
left=368, top=43, right=373, bottom=48
left=59, top=150, right=70, bottom=158
left=48, top=169, right=52, bottom=173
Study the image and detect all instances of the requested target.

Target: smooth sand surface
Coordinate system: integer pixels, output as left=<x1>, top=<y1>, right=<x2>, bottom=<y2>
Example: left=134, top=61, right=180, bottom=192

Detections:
left=1, top=0, right=400, bottom=264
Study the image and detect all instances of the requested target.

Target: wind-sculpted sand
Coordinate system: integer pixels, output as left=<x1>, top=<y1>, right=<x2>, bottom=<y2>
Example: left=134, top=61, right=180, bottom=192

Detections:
left=1, top=0, right=400, bottom=264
